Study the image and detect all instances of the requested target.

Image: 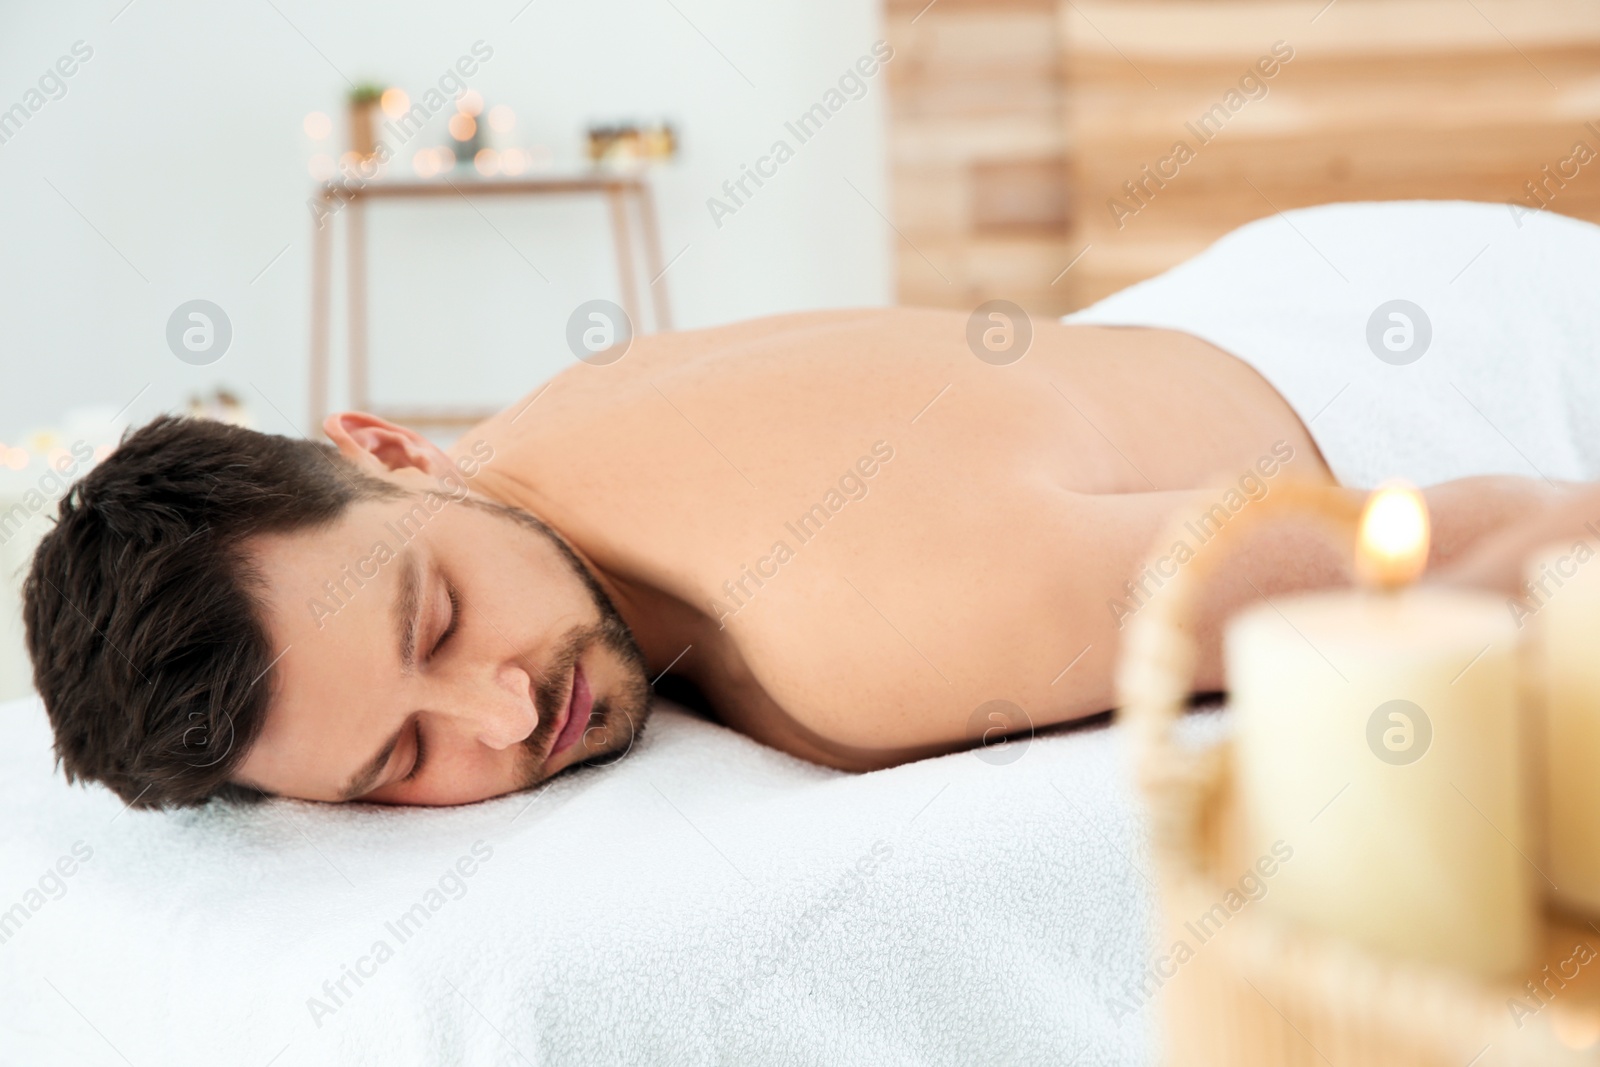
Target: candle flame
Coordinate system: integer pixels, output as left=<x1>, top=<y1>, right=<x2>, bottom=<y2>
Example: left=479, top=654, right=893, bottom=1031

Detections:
left=1356, top=482, right=1430, bottom=589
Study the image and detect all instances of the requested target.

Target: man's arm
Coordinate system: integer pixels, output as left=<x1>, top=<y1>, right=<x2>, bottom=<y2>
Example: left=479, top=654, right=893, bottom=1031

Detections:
left=1062, top=476, right=1561, bottom=700
left=742, top=473, right=1561, bottom=762
left=1433, top=478, right=1600, bottom=593
left=1057, top=474, right=1563, bottom=702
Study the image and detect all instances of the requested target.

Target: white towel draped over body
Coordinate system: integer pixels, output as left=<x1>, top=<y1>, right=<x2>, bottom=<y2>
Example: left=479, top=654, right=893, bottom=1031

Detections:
left=1065, top=201, right=1600, bottom=490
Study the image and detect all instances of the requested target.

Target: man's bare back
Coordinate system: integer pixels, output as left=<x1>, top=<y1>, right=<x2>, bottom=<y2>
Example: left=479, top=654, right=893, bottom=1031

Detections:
left=454, top=307, right=1345, bottom=770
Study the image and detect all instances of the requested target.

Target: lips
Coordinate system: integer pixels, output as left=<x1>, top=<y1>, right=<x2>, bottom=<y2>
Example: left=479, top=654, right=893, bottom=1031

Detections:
left=550, top=662, right=593, bottom=758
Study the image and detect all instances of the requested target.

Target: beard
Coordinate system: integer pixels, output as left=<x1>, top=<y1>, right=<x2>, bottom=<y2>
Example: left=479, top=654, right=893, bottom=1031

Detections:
left=464, top=498, right=656, bottom=787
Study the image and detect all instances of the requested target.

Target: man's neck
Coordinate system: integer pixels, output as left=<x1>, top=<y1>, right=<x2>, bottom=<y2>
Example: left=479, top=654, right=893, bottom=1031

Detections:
left=559, top=533, right=711, bottom=681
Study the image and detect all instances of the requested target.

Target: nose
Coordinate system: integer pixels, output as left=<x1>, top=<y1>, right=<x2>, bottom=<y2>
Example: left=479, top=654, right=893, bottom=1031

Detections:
left=473, top=661, right=539, bottom=750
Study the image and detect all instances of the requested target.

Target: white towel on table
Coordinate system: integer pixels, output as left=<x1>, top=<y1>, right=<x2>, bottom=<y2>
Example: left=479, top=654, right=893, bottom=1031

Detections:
left=0, top=694, right=1225, bottom=1067
left=1065, top=200, right=1600, bottom=490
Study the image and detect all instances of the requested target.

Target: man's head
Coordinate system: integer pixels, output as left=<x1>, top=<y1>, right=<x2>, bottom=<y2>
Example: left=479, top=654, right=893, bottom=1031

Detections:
left=25, top=412, right=653, bottom=810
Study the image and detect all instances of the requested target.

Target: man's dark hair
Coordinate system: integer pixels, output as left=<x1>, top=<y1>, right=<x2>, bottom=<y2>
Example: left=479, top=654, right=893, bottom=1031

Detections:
left=23, top=415, right=403, bottom=810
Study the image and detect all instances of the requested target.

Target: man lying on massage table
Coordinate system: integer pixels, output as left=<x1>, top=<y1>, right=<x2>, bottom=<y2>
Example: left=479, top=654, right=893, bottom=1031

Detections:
left=22, top=209, right=1600, bottom=810
left=19, top=308, right=1588, bottom=810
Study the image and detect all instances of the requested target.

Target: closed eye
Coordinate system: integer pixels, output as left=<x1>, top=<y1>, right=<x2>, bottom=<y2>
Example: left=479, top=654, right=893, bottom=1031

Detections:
left=430, top=581, right=461, bottom=660
left=402, top=723, right=427, bottom=783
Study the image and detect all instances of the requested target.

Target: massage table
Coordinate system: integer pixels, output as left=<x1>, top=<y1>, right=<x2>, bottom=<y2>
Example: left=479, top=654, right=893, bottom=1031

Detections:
left=0, top=693, right=1225, bottom=1065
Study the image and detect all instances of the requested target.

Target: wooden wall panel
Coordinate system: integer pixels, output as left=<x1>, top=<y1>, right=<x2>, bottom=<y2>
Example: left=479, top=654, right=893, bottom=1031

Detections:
left=1061, top=0, right=1600, bottom=306
left=882, top=0, right=1600, bottom=314
left=884, top=0, right=1076, bottom=315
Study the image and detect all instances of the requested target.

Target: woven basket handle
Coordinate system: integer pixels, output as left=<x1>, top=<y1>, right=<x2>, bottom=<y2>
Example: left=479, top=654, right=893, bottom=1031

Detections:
left=1115, top=479, right=1363, bottom=874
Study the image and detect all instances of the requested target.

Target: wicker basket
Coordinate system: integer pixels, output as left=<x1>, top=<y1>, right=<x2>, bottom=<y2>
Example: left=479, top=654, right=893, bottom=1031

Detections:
left=1117, top=481, right=1600, bottom=1066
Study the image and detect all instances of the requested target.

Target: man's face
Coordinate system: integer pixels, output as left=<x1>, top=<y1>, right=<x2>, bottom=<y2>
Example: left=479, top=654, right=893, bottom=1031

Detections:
left=234, top=492, right=653, bottom=805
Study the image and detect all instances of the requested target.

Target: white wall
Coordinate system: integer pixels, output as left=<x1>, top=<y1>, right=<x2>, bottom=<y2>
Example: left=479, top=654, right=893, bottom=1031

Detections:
left=0, top=0, right=892, bottom=438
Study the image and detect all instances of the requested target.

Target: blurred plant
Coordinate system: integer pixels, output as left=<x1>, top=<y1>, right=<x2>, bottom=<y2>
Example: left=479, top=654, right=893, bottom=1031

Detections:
left=347, top=83, right=386, bottom=161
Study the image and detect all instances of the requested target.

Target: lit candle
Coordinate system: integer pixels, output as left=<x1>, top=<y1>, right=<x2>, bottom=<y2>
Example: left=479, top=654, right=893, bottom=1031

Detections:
left=1226, top=484, right=1536, bottom=974
left=1525, top=538, right=1600, bottom=916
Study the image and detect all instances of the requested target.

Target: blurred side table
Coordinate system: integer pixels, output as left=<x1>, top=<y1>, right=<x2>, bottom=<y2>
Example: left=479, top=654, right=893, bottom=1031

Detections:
left=309, top=172, right=672, bottom=430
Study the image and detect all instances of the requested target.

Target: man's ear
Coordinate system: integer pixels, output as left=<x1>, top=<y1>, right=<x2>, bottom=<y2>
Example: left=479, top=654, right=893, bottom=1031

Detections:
left=322, top=412, right=454, bottom=479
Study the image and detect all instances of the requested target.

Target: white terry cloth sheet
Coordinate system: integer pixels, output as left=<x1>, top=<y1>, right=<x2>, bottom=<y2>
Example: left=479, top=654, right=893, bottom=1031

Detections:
left=0, top=694, right=1225, bottom=1067
left=1064, top=200, right=1600, bottom=490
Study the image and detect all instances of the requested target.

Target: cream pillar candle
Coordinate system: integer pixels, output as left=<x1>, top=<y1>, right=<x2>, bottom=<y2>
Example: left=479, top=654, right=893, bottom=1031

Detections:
left=1226, top=485, right=1536, bottom=975
left=1525, top=539, right=1600, bottom=916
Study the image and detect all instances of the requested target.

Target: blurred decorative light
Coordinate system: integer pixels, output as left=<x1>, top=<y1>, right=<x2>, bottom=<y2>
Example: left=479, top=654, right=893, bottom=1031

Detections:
left=1552, top=1005, right=1600, bottom=1050
left=308, top=154, right=335, bottom=180
left=93, top=444, right=113, bottom=463
left=500, top=148, right=527, bottom=176
left=412, top=149, right=441, bottom=179
left=302, top=111, right=332, bottom=140
left=474, top=149, right=501, bottom=176
left=436, top=146, right=457, bottom=170
left=448, top=113, right=476, bottom=141
left=47, top=448, right=70, bottom=469
left=457, top=90, right=484, bottom=116
left=380, top=87, right=410, bottom=119
left=488, top=105, right=516, bottom=133
left=4, top=448, right=28, bottom=471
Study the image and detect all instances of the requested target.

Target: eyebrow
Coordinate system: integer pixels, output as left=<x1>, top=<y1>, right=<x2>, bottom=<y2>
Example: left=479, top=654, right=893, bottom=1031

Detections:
left=393, top=549, right=421, bottom=674
left=337, top=550, right=422, bottom=802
